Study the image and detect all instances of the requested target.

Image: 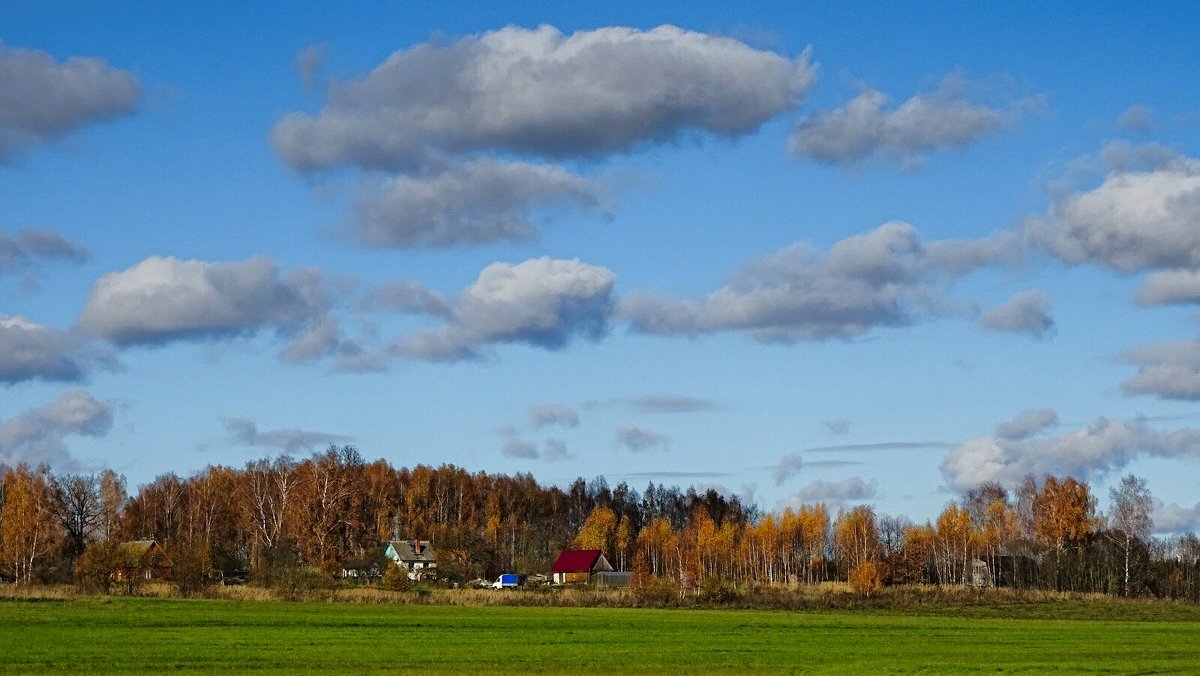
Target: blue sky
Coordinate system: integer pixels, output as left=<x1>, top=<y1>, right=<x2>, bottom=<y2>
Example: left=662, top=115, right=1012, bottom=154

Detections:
left=3, top=2, right=1200, bottom=531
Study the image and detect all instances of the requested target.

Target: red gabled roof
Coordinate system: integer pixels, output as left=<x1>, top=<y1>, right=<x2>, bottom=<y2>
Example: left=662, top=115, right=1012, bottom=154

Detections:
left=551, top=549, right=602, bottom=573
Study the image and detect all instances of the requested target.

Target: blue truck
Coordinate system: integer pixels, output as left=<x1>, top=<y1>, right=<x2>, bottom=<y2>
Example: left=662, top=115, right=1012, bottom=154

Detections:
left=491, top=573, right=519, bottom=589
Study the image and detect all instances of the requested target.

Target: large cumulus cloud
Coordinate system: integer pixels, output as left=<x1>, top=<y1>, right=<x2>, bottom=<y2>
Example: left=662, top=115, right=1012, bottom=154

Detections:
left=387, top=257, right=616, bottom=362
left=622, top=221, right=1019, bottom=342
left=940, top=410, right=1200, bottom=492
left=77, top=256, right=330, bottom=348
left=1033, top=148, right=1200, bottom=400
left=0, top=42, right=140, bottom=162
left=273, top=25, right=814, bottom=248
left=1033, top=154, right=1200, bottom=274
left=273, top=24, right=814, bottom=170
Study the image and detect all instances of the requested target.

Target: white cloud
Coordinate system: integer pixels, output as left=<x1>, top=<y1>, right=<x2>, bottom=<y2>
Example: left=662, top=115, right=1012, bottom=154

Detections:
left=0, top=42, right=140, bottom=162
left=272, top=24, right=814, bottom=171
left=0, top=228, right=88, bottom=275
left=501, top=437, right=539, bottom=459
left=395, top=257, right=615, bottom=361
left=995, top=407, right=1059, bottom=440
left=1136, top=269, right=1200, bottom=306
left=77, top=256, right=330, bottom=348
left=0, top=389, right=112, bottom=468
left=789, top=75, right=1038, bottom=167
left=773, top=452, right=805, bottom=486
left=979, top=289, right=1054, bottom=338
left=348, top=160, right=606, bottom=247
left=223, top=417, right=351, bottom=454
left=792, top=477, right=876, bottom=504
left=824, top=418, right=852, bottom=435
left=941, top=416, right=1200, bottom=492
left=1032, top=155, right=1200, bottom=273
left=627, top=394, right=721, bottom=413
left=0, top=315, right=101, bottom=384
left=1152, top=499, right=1200, bottom=534
left=543, top=439, right=572, bottom=461
left=615, top=426, right=669, bottom=452
left=278, top=316, right=345, bottom=363
left=295, top=43, right=327, bottom=90
left=1122, top=338, right=1200, bottom=400
left=623, top=221, right=1014, bottom=342
left=529, top=404, right=580, bottom=428
left=1116, top=105, right=1153, bottom=133
left=358, top=280, right=452, bottom=317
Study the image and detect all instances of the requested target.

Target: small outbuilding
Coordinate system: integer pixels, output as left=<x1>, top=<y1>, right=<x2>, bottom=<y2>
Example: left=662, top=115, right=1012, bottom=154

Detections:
left=341, top=555, right=383, bottom=581
left=550, top=549, right=613, bottom=584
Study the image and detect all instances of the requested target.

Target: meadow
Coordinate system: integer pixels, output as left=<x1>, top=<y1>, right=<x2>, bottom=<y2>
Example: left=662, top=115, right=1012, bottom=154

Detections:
left=2, top=593, right=1200, bottom=673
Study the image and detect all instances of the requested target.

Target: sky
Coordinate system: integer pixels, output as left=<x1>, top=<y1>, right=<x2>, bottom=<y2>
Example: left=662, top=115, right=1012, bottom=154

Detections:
left=3, top=2, right=1200, bottom=533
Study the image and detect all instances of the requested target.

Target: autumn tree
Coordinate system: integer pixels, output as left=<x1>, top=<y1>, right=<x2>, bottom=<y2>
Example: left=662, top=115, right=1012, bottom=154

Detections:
left=573, top=504, right=617, bottom=556
left=1032, top=475, right=1097, bottom=590
left=636, top=517, right=674, bottom=578
left=49, top=473, right=102, bottom=558
left=963, top=481, right=1012, bottom=586
left=295, top=445, right=363, bottom=568
left=797, top=503, right=829, bottom=583
left=243, top=455, right=300, bottom=573
left=98, top=469, right=127, bottom=542
left=614, top=516, right=632, bottom=571
left=933, top=503, right=972, bottom=585
left=898, top=523, right=935, bottom=584
left=835, top=505, right=881, bottom=591
left=1, top=465, right=57, bottom=584
left=123, top=473, right=186, bottom=544
left=1108, top=474, right=1153, bottom=596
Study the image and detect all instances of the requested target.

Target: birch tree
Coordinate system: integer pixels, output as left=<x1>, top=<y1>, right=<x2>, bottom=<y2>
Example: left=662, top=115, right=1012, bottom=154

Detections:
left=0, top=466, right=56, bottom=584
left=1108, top=473, right=1153, bottom=596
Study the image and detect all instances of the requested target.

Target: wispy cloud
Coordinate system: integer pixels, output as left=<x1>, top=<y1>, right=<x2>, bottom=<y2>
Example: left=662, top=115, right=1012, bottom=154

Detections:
left=223, top=417, right=351, bottom=454
left=614, top=426, right=669, bottom=452
left=790, top=74, right=1041, bottom=168
left=0, top=390, right=112, bottom=469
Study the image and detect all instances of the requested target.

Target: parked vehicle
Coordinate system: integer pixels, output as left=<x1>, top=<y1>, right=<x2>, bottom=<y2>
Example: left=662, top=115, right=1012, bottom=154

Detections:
left=491, top=573, right=519, bottom=589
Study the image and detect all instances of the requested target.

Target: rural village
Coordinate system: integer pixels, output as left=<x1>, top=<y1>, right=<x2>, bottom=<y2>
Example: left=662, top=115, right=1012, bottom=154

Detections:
left=2, top=445, right=1198, bottom=601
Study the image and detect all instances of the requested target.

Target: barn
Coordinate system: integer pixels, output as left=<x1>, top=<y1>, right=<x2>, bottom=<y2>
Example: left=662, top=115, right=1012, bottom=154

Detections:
left=550, top=549, right=613, bottom=584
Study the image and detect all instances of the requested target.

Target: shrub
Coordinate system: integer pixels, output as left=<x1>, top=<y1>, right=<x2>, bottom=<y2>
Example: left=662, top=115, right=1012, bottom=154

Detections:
left=848, top=562, right=884, bottom=597
left=75, top=541, right=122, bottom=594
left=172, top=544, right=215, bottom=597
left=381, top=562, right=412, bottom=592
left=698, top=576, right=739, bottom=604
left=637, top=577, right=679, bottom=607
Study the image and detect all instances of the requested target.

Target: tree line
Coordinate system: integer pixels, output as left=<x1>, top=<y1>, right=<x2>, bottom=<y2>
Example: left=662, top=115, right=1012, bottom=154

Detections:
left=1, top=446, right=1197, bottom=600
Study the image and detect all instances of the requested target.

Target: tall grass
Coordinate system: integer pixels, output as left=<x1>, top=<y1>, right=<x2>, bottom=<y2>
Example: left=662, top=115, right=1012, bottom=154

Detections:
left=4, top=579, right=1197, bottom=620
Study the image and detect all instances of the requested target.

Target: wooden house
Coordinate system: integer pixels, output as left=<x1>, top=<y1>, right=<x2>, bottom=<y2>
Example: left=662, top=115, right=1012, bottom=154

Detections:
left=550, top=549, right=613, bottom=584
left=114, top=540, right=173, bottom=581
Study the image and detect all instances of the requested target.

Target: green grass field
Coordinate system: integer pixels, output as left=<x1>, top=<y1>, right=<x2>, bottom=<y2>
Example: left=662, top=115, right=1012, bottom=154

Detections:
left=2, top=597, right=1199, bottom=673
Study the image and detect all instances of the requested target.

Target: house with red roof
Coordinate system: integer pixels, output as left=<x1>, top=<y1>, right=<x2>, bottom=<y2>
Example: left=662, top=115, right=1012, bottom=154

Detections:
left=550, top=549, right=613, bottom=584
